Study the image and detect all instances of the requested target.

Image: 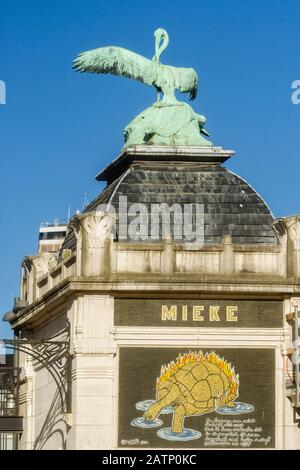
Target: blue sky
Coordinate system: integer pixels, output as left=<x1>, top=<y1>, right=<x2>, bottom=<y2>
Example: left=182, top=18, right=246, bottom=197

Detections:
left=0, top=0, right=299, bottom=337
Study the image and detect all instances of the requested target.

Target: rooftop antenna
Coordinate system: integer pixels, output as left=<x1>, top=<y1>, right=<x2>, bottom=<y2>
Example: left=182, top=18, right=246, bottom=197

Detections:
left=83, top=193, right=88, bottom=210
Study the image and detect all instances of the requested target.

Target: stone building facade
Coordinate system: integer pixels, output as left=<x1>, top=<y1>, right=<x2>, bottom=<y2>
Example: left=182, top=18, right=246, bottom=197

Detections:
left=5, top=145, right=300, bottom=449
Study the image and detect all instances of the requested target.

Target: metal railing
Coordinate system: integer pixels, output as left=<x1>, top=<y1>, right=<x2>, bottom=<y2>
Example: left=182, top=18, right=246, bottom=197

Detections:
left=293, top=305, right=300, bottom=407
left=286, top=305, right=300, bottom=408
left=0, top=366, right=20, bottom=417
left=0, top=366, right=21, bottom=450
left=0, top=432, right=18, bottom=450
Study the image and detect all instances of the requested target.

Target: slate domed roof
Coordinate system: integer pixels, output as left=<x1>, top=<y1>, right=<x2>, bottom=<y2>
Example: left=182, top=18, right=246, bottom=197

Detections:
left=61, top=147, right=277, bottom=251
left=87, top=163, right=276, bottom=245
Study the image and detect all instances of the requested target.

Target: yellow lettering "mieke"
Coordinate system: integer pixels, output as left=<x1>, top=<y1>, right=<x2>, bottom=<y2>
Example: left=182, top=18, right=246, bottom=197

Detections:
left=161, top=305, right=238, bottom=322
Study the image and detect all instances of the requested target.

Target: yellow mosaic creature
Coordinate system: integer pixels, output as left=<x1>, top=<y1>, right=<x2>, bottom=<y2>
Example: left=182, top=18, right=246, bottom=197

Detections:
left=144, top=351, right=239, bottom=433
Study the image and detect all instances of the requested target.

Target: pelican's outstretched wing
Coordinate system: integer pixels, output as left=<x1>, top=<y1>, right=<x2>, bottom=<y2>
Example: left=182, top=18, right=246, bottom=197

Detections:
left=174, top=66, right=198, bottom=100
left=73, top=46, right=157, bottom=88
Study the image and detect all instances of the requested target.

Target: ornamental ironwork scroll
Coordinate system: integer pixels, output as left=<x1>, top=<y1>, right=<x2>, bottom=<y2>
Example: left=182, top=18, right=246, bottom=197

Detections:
left=2, top=320, right=70, bottom=414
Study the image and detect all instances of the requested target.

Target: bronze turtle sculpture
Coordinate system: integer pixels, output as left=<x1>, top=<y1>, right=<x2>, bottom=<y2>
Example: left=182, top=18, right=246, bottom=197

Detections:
left=144, top=351, right=239, bottom=433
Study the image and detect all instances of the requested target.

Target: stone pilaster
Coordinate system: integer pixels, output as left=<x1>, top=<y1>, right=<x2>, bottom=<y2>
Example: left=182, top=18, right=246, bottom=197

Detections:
left=69, top=212, right=114, bottom=278
left=68, top=294, right=116, bottom=449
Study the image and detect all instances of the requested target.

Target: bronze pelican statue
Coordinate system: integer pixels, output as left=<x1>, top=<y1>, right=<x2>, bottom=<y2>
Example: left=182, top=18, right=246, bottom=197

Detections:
left=73, top=28, right=198, bottom=104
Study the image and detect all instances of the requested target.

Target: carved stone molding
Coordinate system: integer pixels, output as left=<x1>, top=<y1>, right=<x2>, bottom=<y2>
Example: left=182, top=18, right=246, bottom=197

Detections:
left=72, top=341, right=117, bottom=356
left=71, top=368, right=115, bottom=380
left=67, top=211, right=115, bottom=277
left=23, top=253, right=58, bottom=278
left=275, top=216, right=300, bottom=243
left=70, top=211, right=115, bottom=242
left=22, top=256, right=34, bottom=273
left=19, top=390, right=33, bottom=406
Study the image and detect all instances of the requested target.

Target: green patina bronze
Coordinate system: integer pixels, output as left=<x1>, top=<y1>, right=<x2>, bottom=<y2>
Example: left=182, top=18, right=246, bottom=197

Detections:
left=73, top=28, right=212, bottom=148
